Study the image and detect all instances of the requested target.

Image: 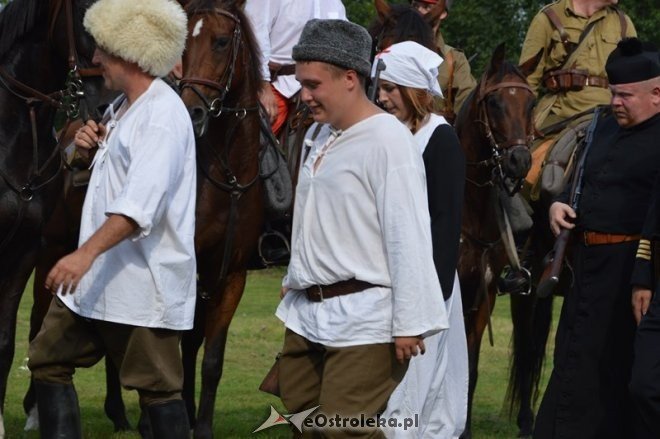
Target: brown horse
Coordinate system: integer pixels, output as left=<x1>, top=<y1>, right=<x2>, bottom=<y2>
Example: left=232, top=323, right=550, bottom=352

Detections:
left=455, top=45, right=540, bottom=438
left=179, top=0, right=264, bottom=437
left=0, top=0, right=104, bottom=434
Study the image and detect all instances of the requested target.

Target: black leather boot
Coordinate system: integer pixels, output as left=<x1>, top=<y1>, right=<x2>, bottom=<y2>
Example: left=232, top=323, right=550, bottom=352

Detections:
left=35, top=381, right=82, bottom=439
left=146, top=399, right=190, bottom=438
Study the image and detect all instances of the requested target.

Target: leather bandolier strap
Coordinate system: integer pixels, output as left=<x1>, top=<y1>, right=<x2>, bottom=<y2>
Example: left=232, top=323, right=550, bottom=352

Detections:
left=540, top=6, right=628, bottom=94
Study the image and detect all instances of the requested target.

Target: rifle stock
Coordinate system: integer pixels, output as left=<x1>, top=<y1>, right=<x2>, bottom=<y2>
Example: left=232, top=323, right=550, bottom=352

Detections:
left=537, top=228, right=571, bottom=298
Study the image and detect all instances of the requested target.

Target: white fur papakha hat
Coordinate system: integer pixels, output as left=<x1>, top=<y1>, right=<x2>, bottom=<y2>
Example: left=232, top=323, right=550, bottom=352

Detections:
left=84, top=0, right=187, bottom=78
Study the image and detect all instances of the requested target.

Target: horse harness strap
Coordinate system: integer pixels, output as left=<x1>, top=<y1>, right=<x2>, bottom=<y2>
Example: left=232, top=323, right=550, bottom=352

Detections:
left=305, top=279, right=381, bottom=302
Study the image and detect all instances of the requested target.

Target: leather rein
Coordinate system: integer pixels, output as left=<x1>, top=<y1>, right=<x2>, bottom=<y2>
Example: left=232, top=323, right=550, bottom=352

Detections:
left=465, top=72, right=535, bottom=196
left=179, top=7, right=262, bottom=293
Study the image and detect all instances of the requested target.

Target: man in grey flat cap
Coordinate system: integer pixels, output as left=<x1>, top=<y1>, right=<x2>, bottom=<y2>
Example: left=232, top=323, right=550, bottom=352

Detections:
left=275, top=19, right=447, bottom=437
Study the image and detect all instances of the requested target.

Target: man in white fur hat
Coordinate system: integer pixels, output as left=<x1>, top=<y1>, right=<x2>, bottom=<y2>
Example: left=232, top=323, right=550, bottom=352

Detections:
left=27, top=0, right=196, bottom=437
left=276, top=19, right=447, bottom=437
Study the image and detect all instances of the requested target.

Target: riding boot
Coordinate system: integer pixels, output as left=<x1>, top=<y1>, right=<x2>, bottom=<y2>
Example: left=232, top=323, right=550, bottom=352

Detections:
left=146, top=399, right=190, bottom=438
left=34, top=381, right=82, bottom=439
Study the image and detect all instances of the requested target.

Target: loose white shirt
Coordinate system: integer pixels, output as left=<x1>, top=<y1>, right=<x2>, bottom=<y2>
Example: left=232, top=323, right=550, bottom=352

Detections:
left=60, top=79, right=197, bottom=330
left=414, top=113, right=450, bottom=154
left=244, top=0, right=346, bottom=98
left=276, top=113, right=448, bottom=347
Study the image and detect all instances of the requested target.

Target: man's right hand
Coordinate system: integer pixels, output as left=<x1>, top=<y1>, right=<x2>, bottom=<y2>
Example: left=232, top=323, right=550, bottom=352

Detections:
left=549, top=202, right=576, bottom=236
left=74, top=119, right=107, bottom=151
left=259, top=81, right=278, bottom=124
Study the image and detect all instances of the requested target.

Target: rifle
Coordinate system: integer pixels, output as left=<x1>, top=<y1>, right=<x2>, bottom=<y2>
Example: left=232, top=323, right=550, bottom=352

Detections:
left=368, top=58, right=386, bottom=103
left=537, top=106, right=603, bottom=298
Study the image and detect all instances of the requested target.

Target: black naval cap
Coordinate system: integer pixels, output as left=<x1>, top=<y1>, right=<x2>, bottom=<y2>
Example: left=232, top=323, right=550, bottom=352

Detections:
left=606, top=38, right=660, bottom=85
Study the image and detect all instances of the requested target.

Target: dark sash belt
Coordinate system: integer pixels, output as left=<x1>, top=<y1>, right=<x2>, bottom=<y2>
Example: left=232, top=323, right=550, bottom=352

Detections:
left=305, top=279, right=380, bottom=302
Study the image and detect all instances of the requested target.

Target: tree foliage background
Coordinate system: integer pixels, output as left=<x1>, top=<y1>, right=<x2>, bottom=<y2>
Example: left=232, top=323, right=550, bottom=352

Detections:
left=0, top=0, right=657, bottom=75
left=344, top=0, right=660, bottom=76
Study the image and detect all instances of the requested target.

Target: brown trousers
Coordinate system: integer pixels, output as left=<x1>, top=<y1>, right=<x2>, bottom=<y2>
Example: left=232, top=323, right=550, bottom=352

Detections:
left=28, top=298, right=183, bottom=407
left=279, top=329, right=408, bottom=438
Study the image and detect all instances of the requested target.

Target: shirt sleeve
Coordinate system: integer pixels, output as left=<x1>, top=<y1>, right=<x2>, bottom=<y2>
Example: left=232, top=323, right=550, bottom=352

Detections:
left=519, top=11, right=551, bottom=96
left=373, top=133, right=448, bottom=338
left=423, top=125, right=465, bottom=300
left=631, top=181, right=659, bottom=290
left=106, top=120, right=187, bottom=240
left=244, top=0, right=272, bottom=81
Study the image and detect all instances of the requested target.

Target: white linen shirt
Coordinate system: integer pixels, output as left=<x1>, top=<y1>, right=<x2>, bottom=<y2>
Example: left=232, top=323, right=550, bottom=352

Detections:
left=244, top=0, right=346, bottom=98
left=60, top=79, right=197, bottom=330
left=276, top=113, right=448, bottom=347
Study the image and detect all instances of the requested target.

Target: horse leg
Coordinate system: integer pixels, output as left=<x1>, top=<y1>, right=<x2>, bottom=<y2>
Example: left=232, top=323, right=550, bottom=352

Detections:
left=461, top=288, right=497, bottom=439
left=0, top=246, right=38, bottom=438
left=193, top=271, right=247, bottom=439
left=509, top=294, right=536, bottom=438
left=182, top=298, right=206, bottom=428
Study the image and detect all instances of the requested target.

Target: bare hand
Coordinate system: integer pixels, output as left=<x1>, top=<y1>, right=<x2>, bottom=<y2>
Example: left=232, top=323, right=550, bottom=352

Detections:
left=632, top=286, right=652, bottom=325
left=74, top=119, right=107, bottom=151
left=258, top=81, right=278, bottom=124
left=280, top=286, right=290, bottom=299
left=549, top=202, right=576, bottom=236
left=45, top=248, right=95, bottom=295
left=394, top=336, right=425, bottom=364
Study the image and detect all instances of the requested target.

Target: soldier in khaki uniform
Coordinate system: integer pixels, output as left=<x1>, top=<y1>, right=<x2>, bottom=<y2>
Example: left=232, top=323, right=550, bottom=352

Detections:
left=411, top=0, right=477, bottom=122
left=520, top=0, right=636, bottom=132
left=498, top=0, right=636, bottom=294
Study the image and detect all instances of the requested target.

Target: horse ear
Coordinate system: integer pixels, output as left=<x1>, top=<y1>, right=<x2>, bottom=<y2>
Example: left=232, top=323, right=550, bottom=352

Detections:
left=374, top=0, right=392, bottom=22
left=424, top=0, right=447, bottom=28
left=518, top=48, right=543, bottom=78
left=487, top=42, right=506, bottom=76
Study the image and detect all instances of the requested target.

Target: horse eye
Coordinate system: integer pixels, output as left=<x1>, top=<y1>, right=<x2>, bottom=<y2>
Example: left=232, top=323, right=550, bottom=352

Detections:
left=213, top=37, right=230, bottom=50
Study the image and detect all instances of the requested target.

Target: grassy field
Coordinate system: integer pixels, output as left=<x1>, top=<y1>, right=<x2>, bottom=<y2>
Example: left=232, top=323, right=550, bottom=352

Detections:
left=4, top=269, right=560, bottom=438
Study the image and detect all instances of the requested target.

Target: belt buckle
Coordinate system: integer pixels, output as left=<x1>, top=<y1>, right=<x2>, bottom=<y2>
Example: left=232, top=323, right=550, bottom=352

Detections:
left=585, top=76, right=591, bottom=87
left=310, top=285, right=323, bottom=302
left=583, top=232, right=590, bottom=246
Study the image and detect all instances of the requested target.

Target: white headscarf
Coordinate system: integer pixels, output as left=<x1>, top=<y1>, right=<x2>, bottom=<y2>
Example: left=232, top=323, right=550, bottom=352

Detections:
left=372, top=41, right=444, bottom=97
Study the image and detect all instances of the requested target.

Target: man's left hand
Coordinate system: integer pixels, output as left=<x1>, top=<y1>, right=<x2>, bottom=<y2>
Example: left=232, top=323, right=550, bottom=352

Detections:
left=632, top=286, right=653, bottom=325
left=394, top=336, right=425, bottom=364
left=45, top=248, right=95, bottom=295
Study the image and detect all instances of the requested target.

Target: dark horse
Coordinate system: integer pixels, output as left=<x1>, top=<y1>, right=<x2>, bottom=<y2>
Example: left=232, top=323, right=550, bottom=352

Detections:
left=0, top=0, right=103, bottom=434
left=370, top=1, right=541, bottom=437
left=179, top=0, right=264, bottom=437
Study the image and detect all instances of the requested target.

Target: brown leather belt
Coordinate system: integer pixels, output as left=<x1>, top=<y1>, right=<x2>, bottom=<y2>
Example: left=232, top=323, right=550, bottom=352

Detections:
left=268, top=62, right=296, bottom=81
left=583, top=231, right=641, bottom=246
left=305, top=279, right=380, bottom=302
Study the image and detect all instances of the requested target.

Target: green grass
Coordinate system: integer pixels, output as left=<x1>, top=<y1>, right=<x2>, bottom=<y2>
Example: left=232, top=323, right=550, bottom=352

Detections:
left=4, top=269, right=560, bottom=438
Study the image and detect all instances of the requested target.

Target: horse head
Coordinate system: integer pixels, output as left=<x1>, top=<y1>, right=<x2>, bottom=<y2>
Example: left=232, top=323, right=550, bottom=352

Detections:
left=458, top=43, right=537, bottom=188
left=369, top=0, right=437, bottom=53
left=180, top=0, right=261, bottom=138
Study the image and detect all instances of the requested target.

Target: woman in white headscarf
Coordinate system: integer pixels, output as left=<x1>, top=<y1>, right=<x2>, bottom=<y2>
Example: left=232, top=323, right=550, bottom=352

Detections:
left=376, top=41, right=468, bottom=439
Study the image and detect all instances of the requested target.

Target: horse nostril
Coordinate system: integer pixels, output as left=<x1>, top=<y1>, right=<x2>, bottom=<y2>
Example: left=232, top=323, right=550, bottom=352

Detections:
left=189, top=106, right=206, bottom=124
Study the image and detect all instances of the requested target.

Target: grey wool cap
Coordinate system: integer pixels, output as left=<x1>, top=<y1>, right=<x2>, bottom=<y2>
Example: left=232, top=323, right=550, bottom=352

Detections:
left=292, top=19, right=373, bottom=77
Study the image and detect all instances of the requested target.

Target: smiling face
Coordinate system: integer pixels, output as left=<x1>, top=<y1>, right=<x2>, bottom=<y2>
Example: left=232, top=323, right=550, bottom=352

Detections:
left=296, top=61, right=354, bottom=127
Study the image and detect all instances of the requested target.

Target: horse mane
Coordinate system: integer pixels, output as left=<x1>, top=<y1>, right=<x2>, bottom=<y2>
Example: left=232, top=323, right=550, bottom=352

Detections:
left=0, top=0, right=49, bottom=59
left=368, top=4, right=436, bottom=52
left=186, top=0, right=262, bottom=90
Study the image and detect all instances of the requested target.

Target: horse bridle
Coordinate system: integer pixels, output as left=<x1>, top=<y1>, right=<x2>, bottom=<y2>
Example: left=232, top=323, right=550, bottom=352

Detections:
left=179, top=7, right=262, bottom=292
left=466, top=72, right=535, bottom=196
left=0, top=0, right=102, bottom=201
left=179, top=8, right=259, bottom=126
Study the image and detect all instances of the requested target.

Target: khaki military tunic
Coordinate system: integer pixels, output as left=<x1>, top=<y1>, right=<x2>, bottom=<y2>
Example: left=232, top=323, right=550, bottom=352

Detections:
left=519, top=0, right=635, bottom=131
left=436, top=32, right=477, bottom=122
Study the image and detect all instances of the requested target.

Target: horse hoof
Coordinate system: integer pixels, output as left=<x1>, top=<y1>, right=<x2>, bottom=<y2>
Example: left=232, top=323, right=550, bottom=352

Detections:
left=113, top=418, right=132, bottom=432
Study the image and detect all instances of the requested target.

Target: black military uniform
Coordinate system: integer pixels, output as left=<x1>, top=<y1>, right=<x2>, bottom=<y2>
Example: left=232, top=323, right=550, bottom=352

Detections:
left=534, top=39, right=660, bottom=439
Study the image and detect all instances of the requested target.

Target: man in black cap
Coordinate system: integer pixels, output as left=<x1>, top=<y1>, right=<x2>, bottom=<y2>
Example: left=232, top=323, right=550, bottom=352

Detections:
left=275, top=19, right=447, bottom=437
left=534, top=38, right=660, bottom=439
